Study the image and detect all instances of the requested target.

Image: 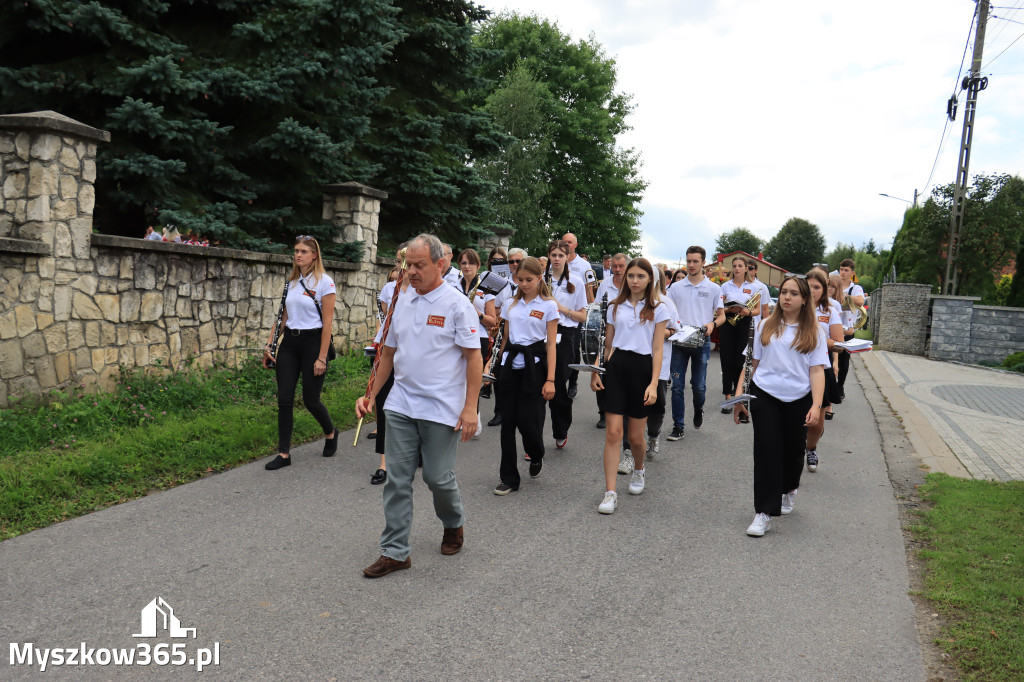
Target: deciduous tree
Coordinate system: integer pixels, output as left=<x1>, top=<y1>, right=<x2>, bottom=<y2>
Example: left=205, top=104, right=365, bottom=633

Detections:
left=715, top=228, right=763, bottom=258
left=763, top=217, right=826, bottom=274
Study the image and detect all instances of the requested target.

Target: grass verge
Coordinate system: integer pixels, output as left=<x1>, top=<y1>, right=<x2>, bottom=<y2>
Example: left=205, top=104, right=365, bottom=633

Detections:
left=913, top=473, right=1024, bottom=680
left=0, top=352, right=371, bottom=541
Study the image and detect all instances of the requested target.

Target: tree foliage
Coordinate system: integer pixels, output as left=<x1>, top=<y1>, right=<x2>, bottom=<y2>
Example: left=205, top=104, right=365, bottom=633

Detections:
left=763, top=217, right=826, bottom=274
left=0, top=0, right=402, bottom=258
left=890, top=173, right=1024, bottom=299
left=715, top=228, right=763, bottom=258
left=473, top=13, right=646, bottom=258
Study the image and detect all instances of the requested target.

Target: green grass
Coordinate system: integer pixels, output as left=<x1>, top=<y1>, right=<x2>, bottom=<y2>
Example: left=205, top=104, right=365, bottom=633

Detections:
left=0, top=352, right=371, bottom=540
left=854, top=328, right=873, bottom=340
left=915, top=474, right=1024, bottom=681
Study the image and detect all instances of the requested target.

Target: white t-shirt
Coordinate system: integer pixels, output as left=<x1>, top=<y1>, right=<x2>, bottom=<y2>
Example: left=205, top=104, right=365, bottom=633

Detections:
left=659, top=297, right=681, bottom=381
left=567, top=254, right=597, bottom=289
left=494, top=281, right=516, bottom=313
left=374, top=285, right=409, bottom=344
left=720, top=279, right=758, bottom=307
left=844, top=282, right=865, bottom=299
left=469, top=289, right=495, bottom=340
left=548, top=271, right=587, bottom=328
left=379, top=280, right=396, bottom=304
left=750, top=279, right=771, bottom=327
left=666, top=276, right=723, bottom=328
left=816, top=302, right=842, bottom=337
left=285, top=272, right=336, bottom=330
left=752, top=321, right=830, bottom=402
left=595, top=277, right=621, bottom=305
left=383, top=283, right=480, bottom=428
left=607, top=298, right=672, bottom=356
left=501, top=296, right=558, bottom=369
left=443, top=266, right=462, bottom=290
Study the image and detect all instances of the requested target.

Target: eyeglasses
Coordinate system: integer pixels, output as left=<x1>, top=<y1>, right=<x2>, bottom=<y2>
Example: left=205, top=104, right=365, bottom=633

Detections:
left=296, top=235, right=315, bottom=241
left=509, top=259, right=523, bottom=265
left=783, top=273, right=807, bottom=280
left=747, top=265, right=757, bottom=271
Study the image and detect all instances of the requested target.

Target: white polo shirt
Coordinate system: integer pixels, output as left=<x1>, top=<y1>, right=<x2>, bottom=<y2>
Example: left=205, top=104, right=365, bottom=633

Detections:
left=285, top=272, right=336, bottom=330
left=443, top=265, right=462, bottom=290
left=720, top=278, right=758, bottom=307
left=844, top=281, right=865, bottom=299
left=816, top=302, right=842, bottom=337
left=494, top=281, right=517, bottom=313
left=752, top=321, right=830, bottom=402
left=460, top=278, right=495, bottom=340
left=374, top=285, right=409, bottom=344
left=379, top=280, right=396, bottom=304
left=548, top=271, right=587, bottom=328
left=501, top=296, right=558, bottom=369
left=659, top=297, right=681, bottom=381
left=666, top=276, right=723, bottom=328
left=749, top=278, right=771, bottom=327
left=595, top=277, right=621, bottom=305
left=567, top=254, right=597, bottom=289
left=607, top=298, right=672, bottom=356
left=383, top=282, right=480, bottom=427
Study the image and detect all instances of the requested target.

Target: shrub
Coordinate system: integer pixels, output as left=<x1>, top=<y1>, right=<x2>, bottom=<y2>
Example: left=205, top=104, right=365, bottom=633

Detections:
left=1002, top=351, right=1024, bottom=369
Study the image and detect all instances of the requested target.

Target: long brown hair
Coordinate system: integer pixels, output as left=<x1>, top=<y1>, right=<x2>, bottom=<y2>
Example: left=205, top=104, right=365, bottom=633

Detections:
left=611, top=258, right=659, bottom=323
left=828, top=273, right=845, bottom=307
left=288, top=235, right=326, bottom=284
left=511, top=257, right=553, bottom=305
left=806, top=268, right=830, bottom=311
left=544, top=240, right=576, bottom=294
left=759, top=276, right=819, bottom=353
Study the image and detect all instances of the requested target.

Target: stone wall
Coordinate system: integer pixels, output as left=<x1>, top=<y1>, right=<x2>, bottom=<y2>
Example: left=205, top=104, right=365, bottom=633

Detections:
left=874, top=283, right=931, bottom=355
left=928, top=296, right=1024, bottom=364
left=0, top=111, right=391, bottom=407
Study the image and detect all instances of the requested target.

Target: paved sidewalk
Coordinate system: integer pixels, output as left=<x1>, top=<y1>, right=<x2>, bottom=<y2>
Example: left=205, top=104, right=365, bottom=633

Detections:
left=1, top=354, right=924, bottom=680
left=862, top=351, right=1024, bottom=481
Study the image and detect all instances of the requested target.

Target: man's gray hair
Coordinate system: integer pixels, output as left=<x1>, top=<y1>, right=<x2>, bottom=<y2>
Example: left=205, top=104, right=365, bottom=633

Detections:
left=508, top=247, right=528, bottom=259
left=442, top=242, right=453, bottom=256
left=409, top=234, right=446, bottom=263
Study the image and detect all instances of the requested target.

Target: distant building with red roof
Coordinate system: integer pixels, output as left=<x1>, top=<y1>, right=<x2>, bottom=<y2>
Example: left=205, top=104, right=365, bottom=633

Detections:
left=715, top=250, right=790, bottom=290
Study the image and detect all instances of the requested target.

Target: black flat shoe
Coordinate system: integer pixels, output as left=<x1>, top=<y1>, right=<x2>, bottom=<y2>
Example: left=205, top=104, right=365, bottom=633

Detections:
left=568, top=385, right=578, bottom=399
left=488, top=414, right=502, bottom=427
left=596, top=417, right=606, bottom=429
left=370, top=468, right=387, bottom=485
left=265, top=455, right=291, bottom=471
left=366, top=430, right=377, bottom=440
left=825, top=412, right=834, bottom=420
left=323, top=429, right=339, bottom=457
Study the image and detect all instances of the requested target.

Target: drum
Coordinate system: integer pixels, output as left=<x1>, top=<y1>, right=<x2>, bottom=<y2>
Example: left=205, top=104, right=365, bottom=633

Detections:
left=568, top=303, right=605, bottom=374
left=670, top=325, right=706, bottom=349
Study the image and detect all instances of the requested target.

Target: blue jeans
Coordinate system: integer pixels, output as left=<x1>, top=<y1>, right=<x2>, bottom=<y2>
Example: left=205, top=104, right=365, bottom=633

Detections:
left=670, top=340, right=711, bottom=431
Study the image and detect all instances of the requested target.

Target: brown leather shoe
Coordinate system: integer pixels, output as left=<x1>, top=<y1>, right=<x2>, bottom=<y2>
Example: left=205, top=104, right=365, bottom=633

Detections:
left=441, top=526, right=464, bottom=555
left=362, top=555, right=411, bottom=578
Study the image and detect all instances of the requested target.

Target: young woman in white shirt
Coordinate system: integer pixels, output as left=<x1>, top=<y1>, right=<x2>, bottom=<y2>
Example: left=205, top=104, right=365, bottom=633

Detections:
left=733, top=274, right=828, bottom=536
left=592, top=258, right=671, bottom=514
left=493, top=257, right=558, bottom=495
left=805, top=269, right=845, bottom=473
left=544, top=240, right=588, bottom=449
left=262, top=236, right=339, bottom=471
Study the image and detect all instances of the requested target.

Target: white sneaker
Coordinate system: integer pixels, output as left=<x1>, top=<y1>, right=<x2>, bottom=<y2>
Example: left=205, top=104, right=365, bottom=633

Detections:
left=746, top=512, right=771, bottom=537
left=781, top=490, right=797, bottom=515
left=598, top=491, right=618, bottom=514
left=474, top=412, right=482, bottom=438
left=646, top=436, right=659, bottom=459
left=617, top=449, right=634, bottom=475
left=628, top=469, right=645, bottom=495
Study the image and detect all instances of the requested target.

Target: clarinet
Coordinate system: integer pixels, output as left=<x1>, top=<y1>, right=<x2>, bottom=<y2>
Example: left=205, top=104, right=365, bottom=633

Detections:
left=376, top=297, right=385, bottom=325
left=595, top=292, right=609, bottom=374
left=265, top=277, right=290, bottom=369
left=482, top=322, right=503, bottom=382
left=736, top=317, right=757, bottom=419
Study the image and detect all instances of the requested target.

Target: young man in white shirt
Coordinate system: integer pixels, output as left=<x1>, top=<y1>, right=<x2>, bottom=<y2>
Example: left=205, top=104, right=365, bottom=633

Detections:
left=835, top=258, right=864, bottom=401
left=356, top=234, right=482, bottom=578
left=593, top=253, right=627, bottom=428
left=664, top=246, right=725, bottom=441
left=562, top=232, right=596, bottom=397
left=441, top=243, right=462, bottom=289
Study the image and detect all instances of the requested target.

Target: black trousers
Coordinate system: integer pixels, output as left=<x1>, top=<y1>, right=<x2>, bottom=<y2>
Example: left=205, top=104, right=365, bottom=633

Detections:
left=750, top=382, right=810, bottom=516
left=567, top=326, right=581, bottom=390
left=374, top=372, right=395, bottom=456
left=275, top=330, right=334, bottom=454
left=498, top=366, right=546, bottom=489
left=836, top=333, right=854, bottom=398
left=719, top=317, right=751, bottom=396
left=548, top=327, right=575, bottom=440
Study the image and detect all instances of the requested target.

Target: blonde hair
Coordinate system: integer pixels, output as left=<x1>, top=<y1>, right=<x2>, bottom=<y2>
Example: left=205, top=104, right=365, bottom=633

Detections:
left=828, top=273, right=845, bottom=307
left=511, top=257, right=553, bottom=304
left=288, top=236, right=326, bottom=284
left=760, top=276, right=819, bottom=353
left=806, top=268, right=830, bottom=311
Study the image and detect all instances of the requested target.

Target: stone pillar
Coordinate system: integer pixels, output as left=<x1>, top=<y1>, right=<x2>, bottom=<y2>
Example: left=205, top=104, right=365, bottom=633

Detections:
left=928, top=295, right=980, bottom=363
left=321, top=181, right=388, bottom=263
left=478, top=227, right=513, bottom=253
left=0, top=111, right=109, bottom=404
left=876, top=283, right=931, bottom=355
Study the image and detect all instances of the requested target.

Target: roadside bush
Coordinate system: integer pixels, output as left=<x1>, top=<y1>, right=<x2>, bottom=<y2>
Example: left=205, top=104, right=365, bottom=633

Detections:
left=1002, top=351, right=1024, bottom=369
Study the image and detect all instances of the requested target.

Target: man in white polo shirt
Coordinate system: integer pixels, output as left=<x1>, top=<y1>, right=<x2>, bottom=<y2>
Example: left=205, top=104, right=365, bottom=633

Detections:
left=441, top=243, right=462, bottom=289
left=563, top=232, right=596, bottom=398
left=356, top=234, right=482, bottom=578
left=664, top=245, right=725, bottom=441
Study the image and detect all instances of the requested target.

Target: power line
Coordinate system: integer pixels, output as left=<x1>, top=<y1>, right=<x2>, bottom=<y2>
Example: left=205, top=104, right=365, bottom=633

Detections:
left=984, top=0, right=1023, bottom=45
left=982, top=27, right=1024, bottom=68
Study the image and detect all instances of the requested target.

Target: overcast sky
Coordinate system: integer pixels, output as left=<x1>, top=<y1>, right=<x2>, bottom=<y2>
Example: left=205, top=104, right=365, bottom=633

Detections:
left=484, top=0, right=1024, bottom=267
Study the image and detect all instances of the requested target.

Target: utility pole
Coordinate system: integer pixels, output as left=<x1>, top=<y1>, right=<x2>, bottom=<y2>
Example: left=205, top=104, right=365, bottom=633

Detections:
left=944, top=0, right=990, bottom=295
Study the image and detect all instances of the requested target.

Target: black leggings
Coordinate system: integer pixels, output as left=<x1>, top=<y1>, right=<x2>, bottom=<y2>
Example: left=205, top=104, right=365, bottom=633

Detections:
left=374, top=372, right=395, bottom=456
left=750, top=382, right=810, bottom=516
left=836, top=333, right=853, bottom=396
left=719, top=318, right=751, bottom=396
left=275, top=330, right=334, bottom=454
left=548, top=326, right=576, bottom=440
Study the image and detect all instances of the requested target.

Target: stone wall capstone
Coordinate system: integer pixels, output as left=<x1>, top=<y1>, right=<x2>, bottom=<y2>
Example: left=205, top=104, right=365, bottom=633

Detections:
left=0, top=111, right=391, bottom=407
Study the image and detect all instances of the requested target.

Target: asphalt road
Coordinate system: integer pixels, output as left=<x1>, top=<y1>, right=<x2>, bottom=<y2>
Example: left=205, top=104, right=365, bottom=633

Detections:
left=0, top=353, right=924, bottom=680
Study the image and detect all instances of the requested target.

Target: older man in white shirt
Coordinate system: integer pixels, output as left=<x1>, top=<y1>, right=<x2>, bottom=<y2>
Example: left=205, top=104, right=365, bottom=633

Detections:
left=357, top=234, right=482, bottom=578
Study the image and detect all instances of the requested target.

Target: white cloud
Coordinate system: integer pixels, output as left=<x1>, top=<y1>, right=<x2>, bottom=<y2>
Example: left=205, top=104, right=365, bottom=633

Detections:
left=486, top=0, right=1024, bottom=264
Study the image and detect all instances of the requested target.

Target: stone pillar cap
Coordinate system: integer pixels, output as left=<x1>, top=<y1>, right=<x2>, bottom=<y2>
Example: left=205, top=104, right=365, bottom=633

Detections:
left=320, top=181, right=388, bottom=200
left=0, top=111, right=111, bottom=143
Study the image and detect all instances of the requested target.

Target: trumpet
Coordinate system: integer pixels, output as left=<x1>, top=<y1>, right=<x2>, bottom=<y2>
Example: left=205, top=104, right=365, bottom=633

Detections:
left=727, top=292, right=761, bottom=326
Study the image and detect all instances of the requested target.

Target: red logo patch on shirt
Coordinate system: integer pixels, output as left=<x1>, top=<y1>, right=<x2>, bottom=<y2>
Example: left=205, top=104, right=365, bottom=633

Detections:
left=529, top=309, right=544, bottom=319
left=427, top=315, right=446, bottom=327
left=818, top=315, right=830, bottom=323
left=743, top=288, right=752, bottom=294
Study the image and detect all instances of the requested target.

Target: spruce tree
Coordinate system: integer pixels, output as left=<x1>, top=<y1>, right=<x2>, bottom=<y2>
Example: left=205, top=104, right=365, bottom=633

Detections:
left=0, top=0, right=401, bottom=258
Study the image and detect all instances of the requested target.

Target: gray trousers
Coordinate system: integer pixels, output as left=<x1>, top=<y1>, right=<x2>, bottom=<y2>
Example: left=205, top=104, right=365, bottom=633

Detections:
left=380, top=410, right=466, bottom=561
